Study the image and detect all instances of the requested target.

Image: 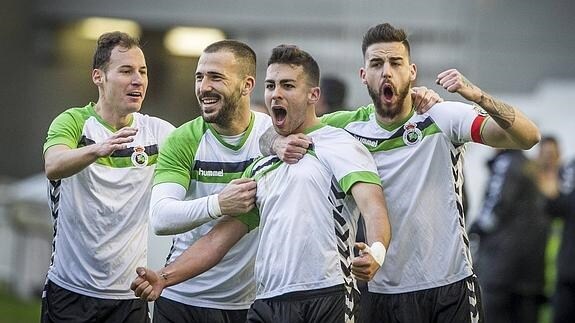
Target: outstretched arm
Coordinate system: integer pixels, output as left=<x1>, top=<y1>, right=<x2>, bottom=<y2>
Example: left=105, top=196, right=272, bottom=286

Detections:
left=350, top=182, right=391, bottom=281
left=436, top=69, right=540, bottom=149
left=44, top=127, right=138, bottom=180
left=131, top=216, right=248, bottom=301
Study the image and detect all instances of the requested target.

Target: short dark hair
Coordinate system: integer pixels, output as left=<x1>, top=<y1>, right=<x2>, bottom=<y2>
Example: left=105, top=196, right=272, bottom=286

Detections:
left=267, top=45, right=320, bottom=86
left=320, top=76, right=347, bottom=109
left=362, top=23, right=410, bottom=59
left=203, top=40, right=257, bottom=79
left=93, top=31, right=140, bottom=70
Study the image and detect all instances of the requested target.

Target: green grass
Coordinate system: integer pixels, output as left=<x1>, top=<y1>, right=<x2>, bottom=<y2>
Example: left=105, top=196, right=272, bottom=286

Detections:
left=0, top=289, right=41, bottom=323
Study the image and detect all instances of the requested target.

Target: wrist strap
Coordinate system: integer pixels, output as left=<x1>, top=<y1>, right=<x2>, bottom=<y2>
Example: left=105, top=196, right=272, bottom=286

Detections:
left=363, top=242, right=386, bottom=266
left=207, top=194, right=222, bottom=219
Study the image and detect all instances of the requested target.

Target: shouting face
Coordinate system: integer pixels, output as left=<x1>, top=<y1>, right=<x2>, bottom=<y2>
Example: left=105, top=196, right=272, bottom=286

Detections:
left=265, top=63, right=319, bottom=136
left=360, top=42, right=416, bottom=122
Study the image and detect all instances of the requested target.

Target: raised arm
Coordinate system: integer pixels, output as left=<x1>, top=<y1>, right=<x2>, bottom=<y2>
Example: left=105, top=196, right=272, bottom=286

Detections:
left=44, top=127, right=138, bottom=180
left=350, top=182, right=391, bottom=281
left=436, top=69, right=540, bottom=149
left=131, top=216, right=248, bottom=301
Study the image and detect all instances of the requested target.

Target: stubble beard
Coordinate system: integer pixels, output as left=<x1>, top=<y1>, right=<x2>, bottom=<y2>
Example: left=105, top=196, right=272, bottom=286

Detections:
left=202, top=89, right=242, bottom=128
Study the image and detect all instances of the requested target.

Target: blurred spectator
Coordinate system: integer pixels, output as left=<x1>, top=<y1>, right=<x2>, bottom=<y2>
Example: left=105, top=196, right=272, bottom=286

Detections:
left=470, top=149, right=550, bottom=323
left=316, top=76, right=347, bottom=116
left=544, top=136, right=575, bottom=323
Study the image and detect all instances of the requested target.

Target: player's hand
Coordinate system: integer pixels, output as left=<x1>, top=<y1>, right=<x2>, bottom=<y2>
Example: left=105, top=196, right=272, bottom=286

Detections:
left=131, top=267, right=165, bottom=301
left=273, top=133, right=312, bottom=164
left=411, top=86, right=443, bottom=114
left=436, top=69, right=483, bottom=103
left=351, top=242, right=381, bottom=281
left=218, top=178, right=257, bottom=215
left=94, top=127, right=138, bottom=157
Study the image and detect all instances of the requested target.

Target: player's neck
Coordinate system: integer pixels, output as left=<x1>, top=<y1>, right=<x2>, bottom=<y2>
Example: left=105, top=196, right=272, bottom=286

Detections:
left=94, top=102, right=133, bottom=130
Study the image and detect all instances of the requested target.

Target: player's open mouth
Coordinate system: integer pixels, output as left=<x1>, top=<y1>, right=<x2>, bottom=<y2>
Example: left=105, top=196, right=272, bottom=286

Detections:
left=199, top=93, right=221, bottom=107
left=383, top=84, right=394, bottom=100
left=272, top=106, right=287, bottom=126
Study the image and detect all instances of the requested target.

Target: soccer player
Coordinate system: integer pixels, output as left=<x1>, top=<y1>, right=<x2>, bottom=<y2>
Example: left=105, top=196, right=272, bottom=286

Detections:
left=131, top=44, right=392, bottom=323
left=266, top=23, right=541, bottom=322
left=145, top=40, right=271, bottom=323
left=41, top=32, right=174, bottom=323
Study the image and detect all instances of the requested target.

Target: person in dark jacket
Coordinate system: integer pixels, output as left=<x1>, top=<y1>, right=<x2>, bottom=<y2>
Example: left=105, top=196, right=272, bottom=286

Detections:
left=546, top=157, right=575, bottom=323
left=470, top=149, right=550, bottom=323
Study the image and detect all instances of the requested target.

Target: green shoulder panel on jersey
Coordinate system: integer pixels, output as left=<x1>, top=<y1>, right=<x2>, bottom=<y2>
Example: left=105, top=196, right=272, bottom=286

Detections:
left=154, top=117, right=208, bottom=188
left=320, top=104, right=374, bottom=128
left=44, top=103, right=96, bottom=152
left=339, top=171, right=382, bottom=193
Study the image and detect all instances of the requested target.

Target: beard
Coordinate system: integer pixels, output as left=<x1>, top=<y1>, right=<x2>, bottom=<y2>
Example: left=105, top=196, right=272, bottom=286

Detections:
left=367, top=81, right=411, bottom=120
left=201, top=88, right=242, bottom=127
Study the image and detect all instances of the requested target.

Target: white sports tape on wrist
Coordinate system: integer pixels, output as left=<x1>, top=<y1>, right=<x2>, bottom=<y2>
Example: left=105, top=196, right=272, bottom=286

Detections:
left=362, top=242, right=386, bottom=266
left=207, top=194, right=222, bottom=219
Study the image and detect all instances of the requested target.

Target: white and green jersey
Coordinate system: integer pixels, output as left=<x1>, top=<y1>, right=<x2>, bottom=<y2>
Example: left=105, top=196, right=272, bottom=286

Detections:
left=237, top=124, right=381, bottom=302
left=156, top=112, right=271, bottom=310
left=43, top=102, right=174, bottom=299
left=321, top=102, right=487, bottom=294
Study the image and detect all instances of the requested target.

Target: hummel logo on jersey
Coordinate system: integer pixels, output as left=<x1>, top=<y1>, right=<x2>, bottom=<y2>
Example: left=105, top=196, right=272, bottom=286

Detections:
left=198, top=168, right=224, bottom=177
left=352, top=135, right=379, bottom=148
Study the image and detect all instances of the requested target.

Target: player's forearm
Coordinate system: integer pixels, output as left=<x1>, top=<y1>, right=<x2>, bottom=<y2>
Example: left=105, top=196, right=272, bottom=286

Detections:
left=259, top=126, right=279, bottom=156
left=351, top=183, right=392, bottom=248
left=44, top=145, right=99, bottom=180
left=150, top=183, right=220, bottom=235
left=159, top=217, right=247, bottom=286
left=363, top=205, right=392, bottom=248
left=474, top=92, right=540, bottom=149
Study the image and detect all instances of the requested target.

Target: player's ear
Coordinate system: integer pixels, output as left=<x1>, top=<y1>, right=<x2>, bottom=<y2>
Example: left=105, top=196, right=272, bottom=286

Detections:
left=242, top=76, right=255, bottom=96
left=308, top=86, right=320, bottom=104
left=360, top=67, right=367, bottom=85
left=92, top=69, right=104, bottom=86
left=410, top=64, right=417, bottom=82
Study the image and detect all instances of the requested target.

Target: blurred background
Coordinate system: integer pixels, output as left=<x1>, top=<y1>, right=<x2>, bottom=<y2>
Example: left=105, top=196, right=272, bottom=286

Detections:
left=1, top=0, right=574, bottom=321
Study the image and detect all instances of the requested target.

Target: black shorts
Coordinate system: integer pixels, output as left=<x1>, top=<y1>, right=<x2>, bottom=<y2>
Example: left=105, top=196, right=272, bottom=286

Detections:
left=153, top=296, right=248, bottom=323
left=41, top=279, right=150, bottom=323
left=360, top=275, right=484, bottom=323
left=247, top=284, right=359, bottom=323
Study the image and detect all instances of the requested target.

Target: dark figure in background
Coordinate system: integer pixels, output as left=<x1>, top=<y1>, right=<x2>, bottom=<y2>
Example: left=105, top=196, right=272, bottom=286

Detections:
left=470, top=149, right=550, bottom=323
left=544, top=140, right=575, bottom=323
left=316, top=76, right=347, bottom=116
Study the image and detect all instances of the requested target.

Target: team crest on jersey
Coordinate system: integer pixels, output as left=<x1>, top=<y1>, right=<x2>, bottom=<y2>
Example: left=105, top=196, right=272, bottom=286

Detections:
left=402, top=122, right=422, bottom=146
left=131, top=146, right=149, bottom=168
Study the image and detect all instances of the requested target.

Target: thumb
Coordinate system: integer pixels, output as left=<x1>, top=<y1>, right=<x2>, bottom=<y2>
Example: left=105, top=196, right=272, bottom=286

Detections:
left=136, top=267, right=147, bottom=277
left=355, top=242, right=368, bottom=251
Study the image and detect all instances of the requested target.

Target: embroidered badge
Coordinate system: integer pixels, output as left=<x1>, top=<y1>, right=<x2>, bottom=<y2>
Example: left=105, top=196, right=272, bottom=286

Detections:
left=402, top=123, right=422, bottom=146
left=131, top=146, right=149, bottom=168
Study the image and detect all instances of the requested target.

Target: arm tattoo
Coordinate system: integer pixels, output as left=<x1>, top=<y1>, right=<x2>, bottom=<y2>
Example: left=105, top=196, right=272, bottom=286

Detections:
left=258, top=126, right=278, bottom=156
left=478, top=92, right=516, bottom=129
